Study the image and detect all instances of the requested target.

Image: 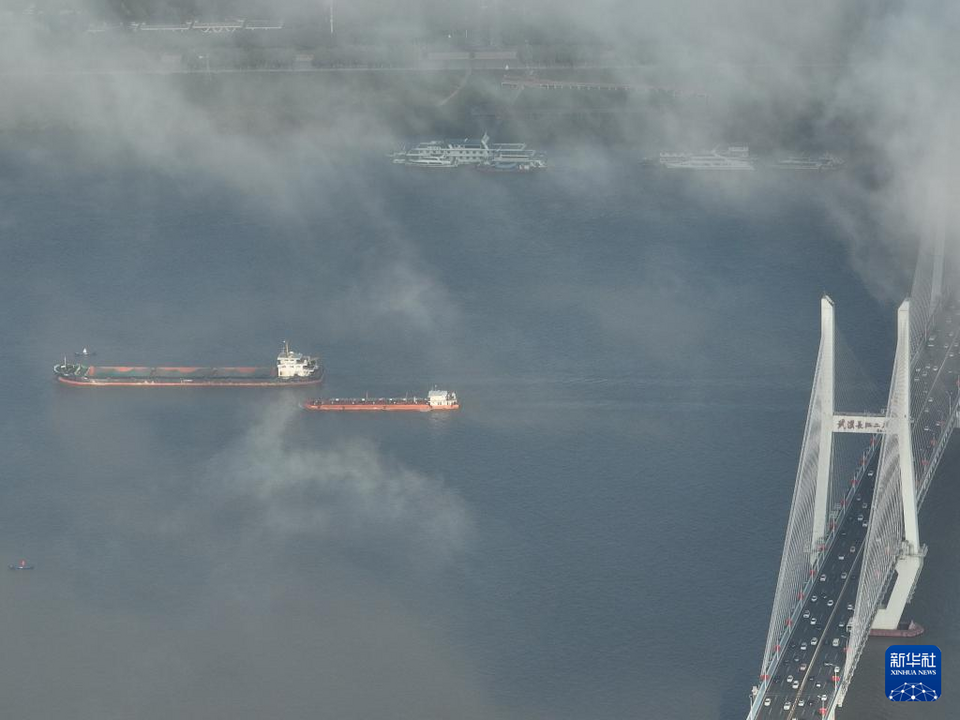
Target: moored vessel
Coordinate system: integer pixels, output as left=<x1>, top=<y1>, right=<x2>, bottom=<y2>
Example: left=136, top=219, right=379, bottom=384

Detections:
left=476, top=148, right=547, bottom=173
left=391, top=133, right=543, bottom=169
left=770, top=153, right=844, bottom=171
left=303, top=387, right=459, bottom=412
left=657, top=145, right=755, bottom=170
left=54, top=341, right=323, bottom=387
left=393, top=152, right=460, bottom=168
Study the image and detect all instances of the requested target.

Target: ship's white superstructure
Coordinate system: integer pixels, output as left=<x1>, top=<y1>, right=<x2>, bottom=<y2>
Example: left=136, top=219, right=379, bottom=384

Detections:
left=427, top=388, right=459, bottom=408
left=277, top=341, right=322, bottom=379
left=659, top=145, right=755, bottom=171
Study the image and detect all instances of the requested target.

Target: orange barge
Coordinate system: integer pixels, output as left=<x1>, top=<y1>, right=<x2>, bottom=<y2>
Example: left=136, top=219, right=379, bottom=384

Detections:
left=303, top=388, right=459, bottom=412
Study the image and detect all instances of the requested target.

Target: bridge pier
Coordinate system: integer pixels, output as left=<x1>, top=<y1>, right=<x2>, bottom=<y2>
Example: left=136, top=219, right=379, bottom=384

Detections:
left=873, top=548, right=926, bottom=629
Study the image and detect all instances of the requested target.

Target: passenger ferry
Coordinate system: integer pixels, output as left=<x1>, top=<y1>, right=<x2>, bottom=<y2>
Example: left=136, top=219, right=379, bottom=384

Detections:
left=391, top=134, right=540, bottom=168
left=658, top=146, right=755, bottom=171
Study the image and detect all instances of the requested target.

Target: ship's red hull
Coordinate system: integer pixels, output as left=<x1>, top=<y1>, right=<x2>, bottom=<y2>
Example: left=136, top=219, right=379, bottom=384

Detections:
left=57, top=376, right=324, bottom=387
left=303, top=400, right=458, bottom=412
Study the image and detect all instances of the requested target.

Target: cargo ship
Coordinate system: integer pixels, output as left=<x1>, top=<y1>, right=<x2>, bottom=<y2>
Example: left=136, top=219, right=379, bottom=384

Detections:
left=54, top=341, right=323, bottom=387
left=303, top=387, right=459, bottom=412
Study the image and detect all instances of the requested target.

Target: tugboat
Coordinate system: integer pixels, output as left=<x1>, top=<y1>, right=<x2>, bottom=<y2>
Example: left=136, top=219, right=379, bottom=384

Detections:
left=8, top=559, right=34, bottom=570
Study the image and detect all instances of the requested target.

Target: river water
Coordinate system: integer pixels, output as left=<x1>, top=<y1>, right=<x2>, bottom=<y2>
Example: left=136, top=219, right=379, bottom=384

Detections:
left=0, top=118, right=955, bottom=719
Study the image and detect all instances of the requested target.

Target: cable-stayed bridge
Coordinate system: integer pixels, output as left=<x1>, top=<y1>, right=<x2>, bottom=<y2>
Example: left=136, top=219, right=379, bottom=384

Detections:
left=746, top=228, right=958, bottom=719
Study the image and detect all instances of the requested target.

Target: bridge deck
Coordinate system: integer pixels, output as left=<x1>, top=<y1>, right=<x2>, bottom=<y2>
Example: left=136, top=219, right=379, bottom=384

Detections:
left=755, top=456, right=876, bottom=718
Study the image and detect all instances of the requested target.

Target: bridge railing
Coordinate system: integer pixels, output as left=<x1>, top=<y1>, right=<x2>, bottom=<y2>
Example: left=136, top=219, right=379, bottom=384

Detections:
left=917, top=394, right=959, bottom=508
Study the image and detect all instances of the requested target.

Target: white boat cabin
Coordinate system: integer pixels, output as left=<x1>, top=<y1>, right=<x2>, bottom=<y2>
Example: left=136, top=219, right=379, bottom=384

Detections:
left=427, top=388, right=458, bottom=408
left=277, top=341, right=321, bottom=378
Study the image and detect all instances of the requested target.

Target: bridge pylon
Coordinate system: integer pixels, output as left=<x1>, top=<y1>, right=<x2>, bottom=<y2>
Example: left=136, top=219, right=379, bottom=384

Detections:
left=839, top=299, right=930, bottom=708
left=810, top=296, right=835, bottom=563
left=865, top=301, right=925, bottom=632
